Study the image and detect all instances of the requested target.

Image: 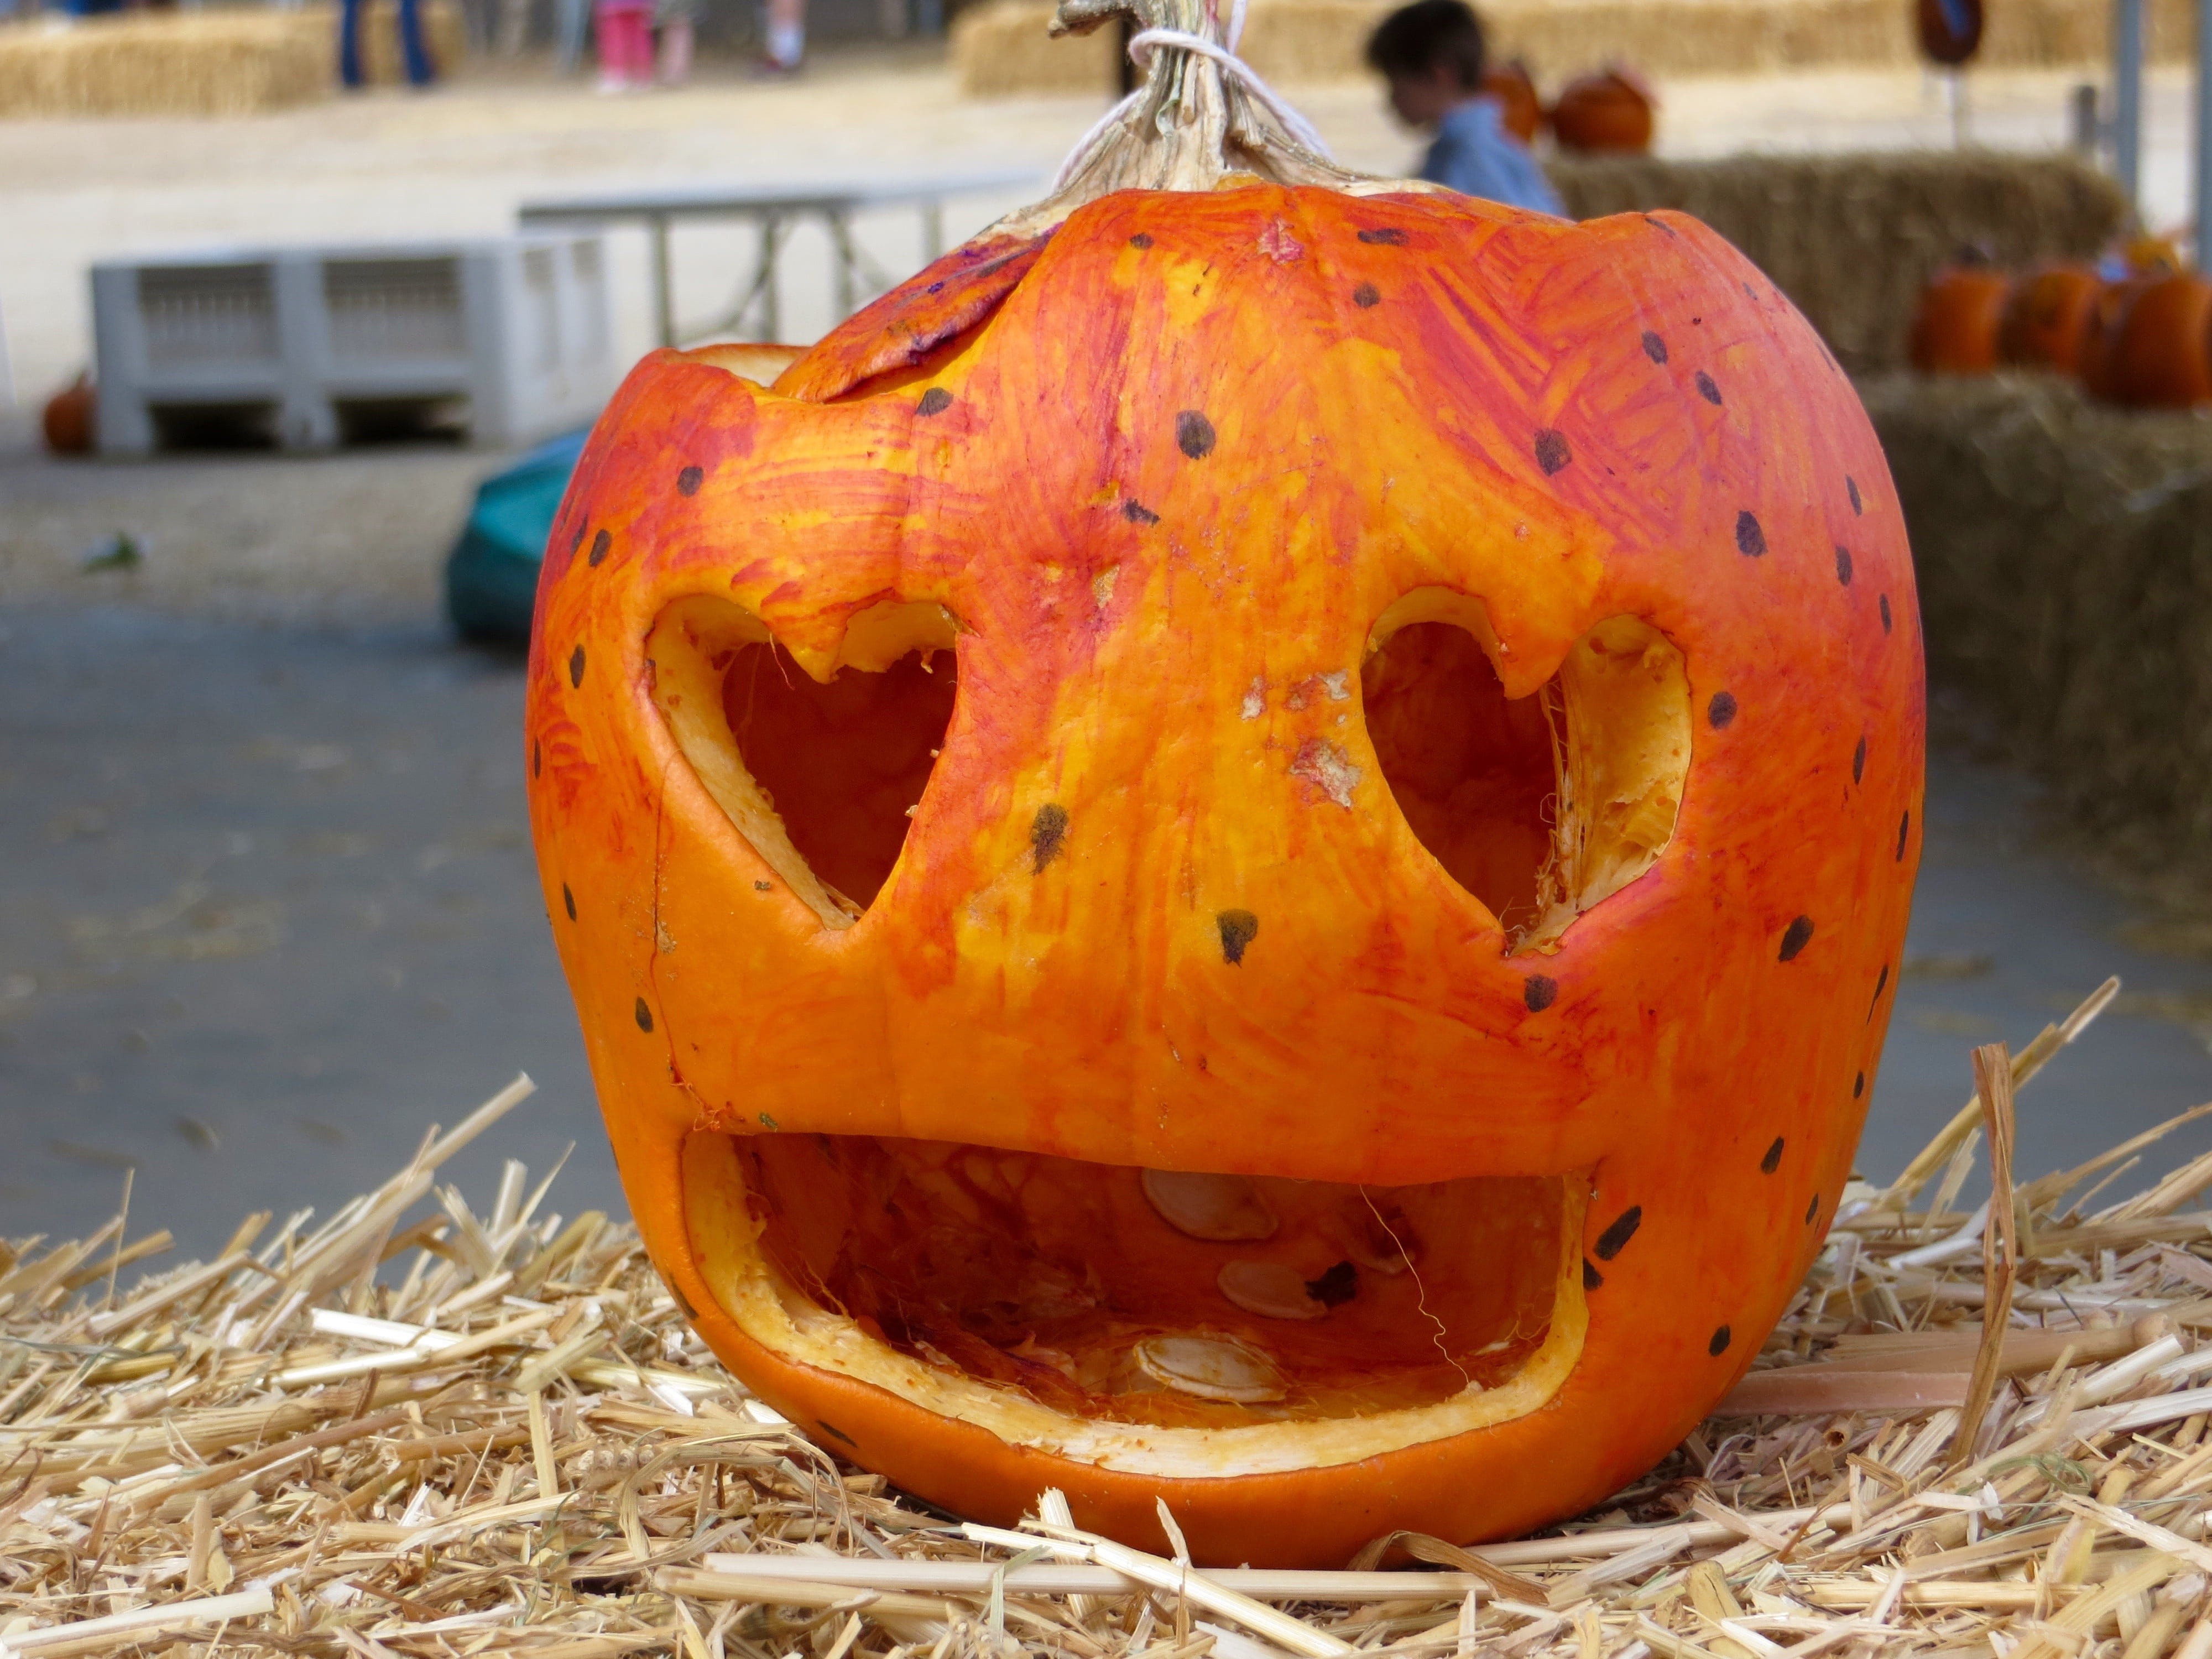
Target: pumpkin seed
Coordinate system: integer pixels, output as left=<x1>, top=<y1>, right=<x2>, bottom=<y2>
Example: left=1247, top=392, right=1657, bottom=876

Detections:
left=1217, top=1261, right=1327, bottom=1321
left=1132, top=1333, right=1286, bottom=1402
left=1140, top=1169, right=1277, bottom=1240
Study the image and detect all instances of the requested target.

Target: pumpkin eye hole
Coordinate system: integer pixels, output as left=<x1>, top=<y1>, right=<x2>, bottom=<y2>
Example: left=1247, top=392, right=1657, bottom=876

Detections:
left=1362, top=593, right=1691, bottom=950
left=649, top=596, right=960, bottom=927
left=1360, top=620, right=1559, bottom=935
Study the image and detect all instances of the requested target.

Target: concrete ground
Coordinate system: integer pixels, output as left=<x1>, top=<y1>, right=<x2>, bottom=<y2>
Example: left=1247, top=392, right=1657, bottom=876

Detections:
left=2, top=600, right=2210, bottom=1258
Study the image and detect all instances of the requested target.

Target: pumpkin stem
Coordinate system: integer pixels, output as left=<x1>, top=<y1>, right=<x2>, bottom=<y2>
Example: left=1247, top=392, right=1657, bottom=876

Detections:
left=987, top=0, right=1428, bottom=236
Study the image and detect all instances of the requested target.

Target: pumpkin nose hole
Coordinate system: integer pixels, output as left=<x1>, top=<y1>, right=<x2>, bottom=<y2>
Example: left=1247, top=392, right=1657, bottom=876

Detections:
left=1360, top=620, right=1559, bottom=935
left=721, top=638, right=956, bottom=913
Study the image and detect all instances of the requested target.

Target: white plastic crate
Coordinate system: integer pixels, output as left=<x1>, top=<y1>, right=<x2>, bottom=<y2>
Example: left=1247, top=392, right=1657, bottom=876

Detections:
left=90, top=234, right=614, bottom=455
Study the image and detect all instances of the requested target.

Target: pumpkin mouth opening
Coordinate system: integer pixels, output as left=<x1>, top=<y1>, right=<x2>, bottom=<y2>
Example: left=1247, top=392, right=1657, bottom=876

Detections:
left=699, top=1131, right=1583, bottom=1444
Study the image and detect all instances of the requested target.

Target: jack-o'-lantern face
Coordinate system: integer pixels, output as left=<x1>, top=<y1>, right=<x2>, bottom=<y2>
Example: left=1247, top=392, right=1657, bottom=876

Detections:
left=526, top=159, right=1920, bottom=1565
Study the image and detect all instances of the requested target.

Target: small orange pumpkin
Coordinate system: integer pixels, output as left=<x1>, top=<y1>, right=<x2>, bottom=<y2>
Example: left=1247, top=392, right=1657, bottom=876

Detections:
left=43, top=373, right=96, bottom=456
left=1482, top=59, right=1542, bottom=144
left=528, top=0, right=1919, bottom=1569
left=1547, top=67, right=1655, bottom=153
left=1996, top=264, right=2102, bottom=375
left=1909, top=260, right=2009, bottom=373
left=2080, top=273, right=2212, bottom=407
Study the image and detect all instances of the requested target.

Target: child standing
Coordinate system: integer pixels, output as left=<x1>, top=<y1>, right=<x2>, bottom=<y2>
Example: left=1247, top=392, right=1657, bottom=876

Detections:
left=1365, top=0, right=1560, bottom=213
left=594, top=0, right=655, bottom=90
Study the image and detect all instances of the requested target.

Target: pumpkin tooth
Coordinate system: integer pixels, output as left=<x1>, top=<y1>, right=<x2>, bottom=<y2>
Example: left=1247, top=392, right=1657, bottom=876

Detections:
left=1140, top=1169, right=1278, bottom=1240
left=1132, top=1334, right=1286, bottom=1402
left=1215, top=1261, right=1328, bottom=1321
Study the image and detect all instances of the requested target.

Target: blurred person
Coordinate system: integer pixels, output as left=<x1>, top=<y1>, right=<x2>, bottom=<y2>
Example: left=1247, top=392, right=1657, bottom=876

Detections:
left=594, top=0, right=654, bottom=88
left=555, top=0, right=589, bottom=72
left=656, top=0, right=696, bottom=84
left=759, top=0, right=802, bottom=73
left=1365, top=0, right=1559, bottom=213
left=341, top=0, right=436, bottom=87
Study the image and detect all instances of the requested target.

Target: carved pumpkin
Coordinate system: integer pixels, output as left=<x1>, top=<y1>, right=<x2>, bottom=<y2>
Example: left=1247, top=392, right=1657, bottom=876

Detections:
left=1483, top=59, right=1542, bottom=144
left=1909, top=261, right=2008, bottom=373
left=1547, top=67, right=1655, bottom=153
left=1996, top=264, right=2102, bottom=375
left=528, top=0, right=1920, bottom=1569
left=2081, top=273, right=2212, bottom=408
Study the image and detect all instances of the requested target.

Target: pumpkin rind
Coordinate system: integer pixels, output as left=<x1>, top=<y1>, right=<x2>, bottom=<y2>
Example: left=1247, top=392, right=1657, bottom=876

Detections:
left=526, top=182, right=1922, bottom=1565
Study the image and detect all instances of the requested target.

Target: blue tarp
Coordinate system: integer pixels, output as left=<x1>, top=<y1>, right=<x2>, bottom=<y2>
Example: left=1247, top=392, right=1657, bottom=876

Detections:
left=444, top=429, right=587, bottom=643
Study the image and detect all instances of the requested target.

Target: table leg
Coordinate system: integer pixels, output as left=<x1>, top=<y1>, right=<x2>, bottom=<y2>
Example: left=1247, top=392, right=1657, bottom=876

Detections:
left=922, top=200, right=944, bottom=265
left=762, top=216, right=784, bottom=343
left=650, top=215, right=675, bottom=348
left=830, top=211, right=856, bottom=322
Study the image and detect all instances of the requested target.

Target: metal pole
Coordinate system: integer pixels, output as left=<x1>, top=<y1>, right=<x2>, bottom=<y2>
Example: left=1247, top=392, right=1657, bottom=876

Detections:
left=2198, top=0, right=2212, bottom=263
left=2114, top=0, right=2144, bottom=211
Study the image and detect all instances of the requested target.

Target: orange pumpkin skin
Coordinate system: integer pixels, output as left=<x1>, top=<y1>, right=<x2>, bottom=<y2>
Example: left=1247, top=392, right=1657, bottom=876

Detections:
left=2081, top=274, right=2212, bottom=407
left=1996, top=264, right=2102, bottom=375
left=43, top=374, right=95, bottom=456
left=526, top=184, right=1921, bottom=1566
left=1548, top=70, right=1655, bottom=153
left=1483, top=60, right=1542, bottom=144
left=1909, top=265, right=2009, bottom=374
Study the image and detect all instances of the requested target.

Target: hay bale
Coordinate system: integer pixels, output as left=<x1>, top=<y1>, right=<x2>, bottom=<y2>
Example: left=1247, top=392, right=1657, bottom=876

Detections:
left=0, top=2, right=465, bottom=119
left=952, top=0, right=1115, bottom=97
left=1549, top=152, right=2125, bottom=373
left=1865, top=373, right=2212, bottom=862
left=955, top=0, right=2188, bottom=95
left=0, top=11, right=329, bottom=117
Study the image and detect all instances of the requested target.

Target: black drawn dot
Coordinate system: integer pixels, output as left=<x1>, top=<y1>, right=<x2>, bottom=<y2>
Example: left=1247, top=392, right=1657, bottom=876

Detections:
left=1880, top=594, right=1892, bottom=633
left=1584, top=1258, right=1604, bottom=1290
left=676, top=466, right=703, bottom=496
left=1695, top=371, right=1723, bottom=405
left=1847, top=476, right=1863, bottom=515
left=667, top=1282, right=696, bottom=1320
left=1735, top=511, right=1767, bottom=558
left=568, top=645, right=586, bottom=689
left=1123, top=499, right=1161, bottom=526
left=1835, top=546, right=1854, bottom=586
left=1534, top=429, right=1572, bottom=476
left=1853, top=735, right=1867, bottom=784
left=816, top=1421, right=857, bottom=1446
left=1854, top=1071, right=1866, bottom=1098
left=570, top=520, right=588, bottom=555
left=562, top=884, right=576, bottom=921
left=634, top=998, right=654, bottom=1034
left=588, top=529, right=611, bottom=567
left=1594, top=1206, right=1642, bottom=1261
left=1643, top=214, right=1679, bottom=237
left=1642, top=331, right=1668, bottom=364
left=532, top=740, right=541, bottom=778
left=1708, top=691, right=1738, bottom=729
left=916, top=388, right=954, bottom=416
left=1709, top=1324, right=1733, bottom=1356
left=1130, top=232, right=1154, bottom=248
left=1357, top=227, right=1408, bottom=245
left=1524, top=974, right=1558, bottom=1012
left=1869, top=962, right=1889, bottom=1018
left=1176, top=411, right=1217, bottom=459
left=1761, top=1136, right=1785, bottom=1174
left=1352, top=281, right=1380, bottom=308
left=1217, top=909, right=1259, bottom=965
left=1779, top=915, right=1814, bottom=961
left=1306, top=1261, right=1359, bottom=1307
left=1807, top=1193, right=1821, bottom=1224
left=1897, top=810, right=1911, bottom=860
left=1031, top=804, right=1070, bottom=873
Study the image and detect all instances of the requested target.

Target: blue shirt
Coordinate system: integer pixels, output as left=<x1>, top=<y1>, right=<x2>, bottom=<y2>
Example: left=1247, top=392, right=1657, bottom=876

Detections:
left=1420, top=97, right=1564, bottom=215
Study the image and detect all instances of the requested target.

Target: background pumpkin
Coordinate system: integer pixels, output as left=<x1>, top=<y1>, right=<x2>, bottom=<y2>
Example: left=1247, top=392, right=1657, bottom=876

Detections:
left=2080, top=273, right=2212, bottom=407
left=1547, top=67, right=1656, bottom=153
left=1909, top=260, right=2010, bottom=373
left=1996, top=263, right=2102, bottom=374
left=526, top=0, right=1921, bottom=1568
left=1482, top=59, right=1542, bottom=144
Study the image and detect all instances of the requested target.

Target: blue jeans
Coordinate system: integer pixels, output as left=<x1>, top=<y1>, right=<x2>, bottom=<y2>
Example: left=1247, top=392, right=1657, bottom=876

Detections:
left=341, top=0, right=435, bottom=87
